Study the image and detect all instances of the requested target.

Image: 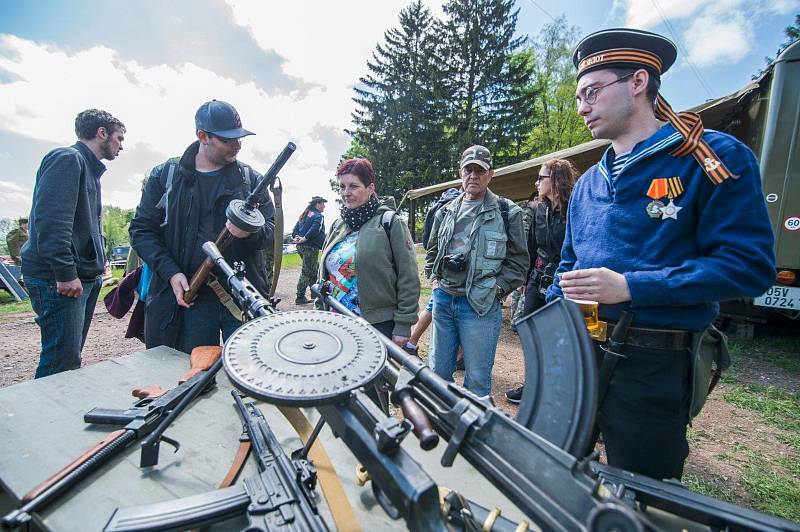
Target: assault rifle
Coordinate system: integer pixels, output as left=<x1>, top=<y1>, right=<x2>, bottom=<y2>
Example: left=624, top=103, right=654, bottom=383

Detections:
left=105, top=247, right=800, bottom=532
left=1, top=350, right=221, bottom=530
left=105, top=390, right=328, bottom=531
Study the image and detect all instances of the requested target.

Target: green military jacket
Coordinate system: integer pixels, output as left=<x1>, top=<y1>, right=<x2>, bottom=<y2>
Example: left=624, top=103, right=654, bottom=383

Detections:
left=6, top=227, right=28, bottom=265
left=425, top=190, right=529, bottom=316
left=319, top=203, right=420, bottom=337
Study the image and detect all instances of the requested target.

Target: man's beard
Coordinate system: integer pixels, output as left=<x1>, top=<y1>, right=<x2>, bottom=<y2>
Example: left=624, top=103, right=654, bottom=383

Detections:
left=100, top=137, right=116, bottom=159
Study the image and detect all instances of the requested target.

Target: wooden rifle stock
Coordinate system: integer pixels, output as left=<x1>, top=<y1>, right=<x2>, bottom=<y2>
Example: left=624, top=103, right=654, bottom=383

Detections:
left=184, top=228, right=236, bottom=304
left=132, top=346, right=222, bottom=398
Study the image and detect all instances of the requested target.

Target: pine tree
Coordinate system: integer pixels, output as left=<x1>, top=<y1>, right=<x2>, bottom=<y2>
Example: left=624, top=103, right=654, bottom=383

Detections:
left=351, top=0, right=448, bottom=202
left=437, top=0, right=532, bottom=165
left=757, top=13, right=800, bottom=78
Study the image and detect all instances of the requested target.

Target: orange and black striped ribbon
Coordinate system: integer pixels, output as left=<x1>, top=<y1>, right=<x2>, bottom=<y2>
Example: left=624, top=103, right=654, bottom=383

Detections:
left=577, top=48, right=664, bottom=77
left=667, top=176, right=684, bottom=197
left=654, top=95, right=735, bottom=184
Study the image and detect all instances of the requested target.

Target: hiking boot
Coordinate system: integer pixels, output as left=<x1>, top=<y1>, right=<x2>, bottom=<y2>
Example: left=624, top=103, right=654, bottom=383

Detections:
left=505, top=385, right=524, bottom=404
left=295, top=296, right=311, bottom=305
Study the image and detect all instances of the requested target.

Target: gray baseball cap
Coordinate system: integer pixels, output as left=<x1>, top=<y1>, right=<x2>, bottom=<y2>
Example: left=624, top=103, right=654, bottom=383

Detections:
left=195, top=100, right=254, bottom=139
left=460, top=145, right=492, bottom=170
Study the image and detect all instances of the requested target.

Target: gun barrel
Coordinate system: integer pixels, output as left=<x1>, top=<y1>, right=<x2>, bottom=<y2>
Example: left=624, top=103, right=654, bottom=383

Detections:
left=245, top=142, right=296, bottom=208
left=202, top=242, right=273, bottom=319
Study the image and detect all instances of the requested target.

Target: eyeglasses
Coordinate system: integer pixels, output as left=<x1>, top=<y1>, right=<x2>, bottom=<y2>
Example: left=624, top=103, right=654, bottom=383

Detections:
left=575, top=72, right=634, bottom=107
left=207, top=133, right=241, bottom=145
left=536, top=174, right=551, bottom=182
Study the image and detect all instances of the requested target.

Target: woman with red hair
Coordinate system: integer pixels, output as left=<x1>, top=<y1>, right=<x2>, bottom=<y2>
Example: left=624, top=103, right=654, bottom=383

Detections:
left=319, top=158, right=420, bottom=348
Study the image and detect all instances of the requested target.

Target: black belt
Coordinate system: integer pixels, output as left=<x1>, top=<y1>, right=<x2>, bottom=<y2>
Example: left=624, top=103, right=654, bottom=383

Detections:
left=602, top=322, right=692, bottom=351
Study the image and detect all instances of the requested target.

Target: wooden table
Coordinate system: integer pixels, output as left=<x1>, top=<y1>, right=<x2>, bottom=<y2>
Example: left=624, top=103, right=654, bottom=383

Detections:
left=0, top=347, right=523, bottom=531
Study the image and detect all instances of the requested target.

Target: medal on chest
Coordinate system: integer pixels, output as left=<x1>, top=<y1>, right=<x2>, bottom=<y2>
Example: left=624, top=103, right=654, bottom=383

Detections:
left=646, top=177, right=684, bottom=220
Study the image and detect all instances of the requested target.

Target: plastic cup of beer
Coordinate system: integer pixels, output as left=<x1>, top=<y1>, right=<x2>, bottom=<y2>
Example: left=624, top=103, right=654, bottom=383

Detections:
left=567, top=299, right=598, bottom=327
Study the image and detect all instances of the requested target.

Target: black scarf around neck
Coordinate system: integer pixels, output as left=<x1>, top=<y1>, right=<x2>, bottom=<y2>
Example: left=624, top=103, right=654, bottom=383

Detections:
left=340, top=196, right=380, bottom=231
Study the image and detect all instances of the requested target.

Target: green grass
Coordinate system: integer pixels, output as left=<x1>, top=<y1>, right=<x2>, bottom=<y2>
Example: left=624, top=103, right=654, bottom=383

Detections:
left=741, top=459, right=800, bottom=521
left=682, top=474, right=737, bottom=502
left=722, top=384, right=800, bottom=444
left=281, top=252, right=302, bottom=269
left=728, top=337, right=800, bottom=375
left=700, top=441, right=800, bottom=522
left=705, top=332, right=800, bottom=520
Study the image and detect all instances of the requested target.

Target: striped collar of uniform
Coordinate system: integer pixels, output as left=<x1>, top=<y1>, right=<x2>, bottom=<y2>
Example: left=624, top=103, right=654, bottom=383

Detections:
left=598, top=124, right=683, bottom=187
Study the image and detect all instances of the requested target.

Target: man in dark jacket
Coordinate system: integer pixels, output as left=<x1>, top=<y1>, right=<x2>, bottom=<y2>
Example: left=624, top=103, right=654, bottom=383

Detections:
left=22, top=109, right=125, bottom=378
left=130, top=100, right=274, bottom=353
left=292, top=196, right=326, bottom=304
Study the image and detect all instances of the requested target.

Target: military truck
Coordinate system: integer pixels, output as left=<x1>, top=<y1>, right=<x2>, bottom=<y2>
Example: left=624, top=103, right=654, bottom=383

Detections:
left=734, top=40, right=800, bottom=323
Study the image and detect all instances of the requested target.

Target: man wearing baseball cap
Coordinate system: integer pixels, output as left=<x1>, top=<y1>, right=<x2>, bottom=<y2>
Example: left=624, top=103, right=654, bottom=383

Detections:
left=130, top=100, right=274, bottom=352
left=425, top=145, right=528, bottom=397
left=546, top=29, right=774, bottom=479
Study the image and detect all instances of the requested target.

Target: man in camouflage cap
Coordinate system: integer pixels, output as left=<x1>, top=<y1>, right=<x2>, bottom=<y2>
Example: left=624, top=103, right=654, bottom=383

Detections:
left=6, top=218, right=28, bottom=265
left=425, top=145, right=528, bottom=397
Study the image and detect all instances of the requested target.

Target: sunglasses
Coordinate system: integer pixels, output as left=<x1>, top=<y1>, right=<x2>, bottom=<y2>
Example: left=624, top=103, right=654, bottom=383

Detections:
left=536, top=174, right=551, bottom=182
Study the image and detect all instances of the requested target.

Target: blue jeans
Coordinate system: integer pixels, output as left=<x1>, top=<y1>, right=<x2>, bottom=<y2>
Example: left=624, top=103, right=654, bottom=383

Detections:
left=176, top=289, right=242, bottom=354
left=27, top=276, right=102, bottom=379
left=430, top=288, right=501, bottom=397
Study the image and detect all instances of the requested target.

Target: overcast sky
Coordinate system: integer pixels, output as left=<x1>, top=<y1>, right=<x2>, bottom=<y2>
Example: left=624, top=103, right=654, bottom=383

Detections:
left=0, top=0, right=796, bottom=224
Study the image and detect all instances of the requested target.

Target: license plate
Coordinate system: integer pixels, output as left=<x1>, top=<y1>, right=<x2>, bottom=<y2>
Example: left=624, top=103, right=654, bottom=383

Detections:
left=754, top=285, right=800, bottom=310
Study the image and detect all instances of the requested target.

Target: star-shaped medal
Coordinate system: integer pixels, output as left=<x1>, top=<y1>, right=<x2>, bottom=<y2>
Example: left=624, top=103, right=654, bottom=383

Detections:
left=660, top=199, right=682, bottom=220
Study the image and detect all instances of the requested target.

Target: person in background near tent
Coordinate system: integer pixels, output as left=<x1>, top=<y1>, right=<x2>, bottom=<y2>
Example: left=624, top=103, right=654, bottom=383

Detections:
left=293, top=196, right=327, bottom=304
left=6, top=217, right=28, bottom=266
left=506, top=158, right=577, bottom=404
left=425, top=145, right=528, bottom=398
left=509, top=191, right=539, bottom=332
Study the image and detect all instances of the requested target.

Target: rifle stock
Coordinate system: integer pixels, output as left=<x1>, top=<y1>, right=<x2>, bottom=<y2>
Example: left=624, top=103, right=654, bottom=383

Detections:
left=184, top=228, right=235, bottom=304
left=21, top=429, right=129, bottom=504
left=2, top=430, right=137, bottom=529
